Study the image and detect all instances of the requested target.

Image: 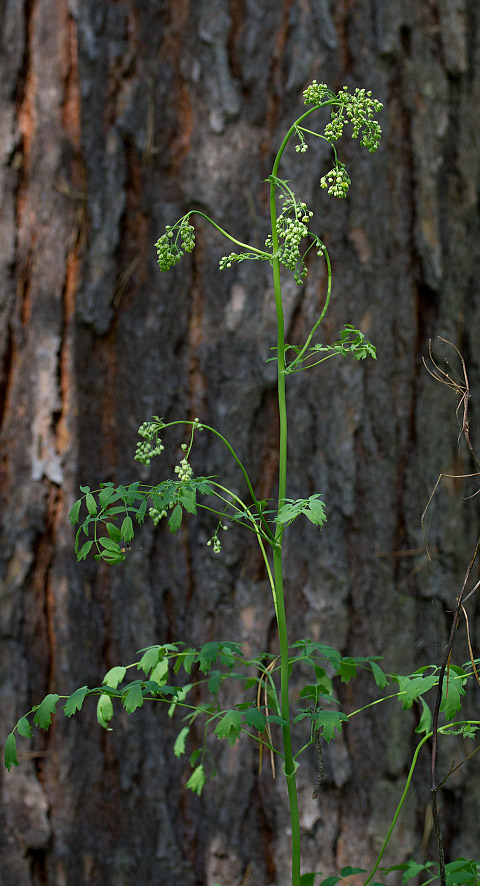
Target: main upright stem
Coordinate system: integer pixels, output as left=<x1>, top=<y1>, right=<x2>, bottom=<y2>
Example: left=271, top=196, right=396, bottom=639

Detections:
left=268, top=100, right=333, bottom=886
left=270, top=172, right=301, bottom=886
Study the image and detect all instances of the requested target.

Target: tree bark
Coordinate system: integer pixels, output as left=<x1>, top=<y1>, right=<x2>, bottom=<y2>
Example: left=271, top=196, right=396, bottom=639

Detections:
left=1, top=1, right=480, bottom=884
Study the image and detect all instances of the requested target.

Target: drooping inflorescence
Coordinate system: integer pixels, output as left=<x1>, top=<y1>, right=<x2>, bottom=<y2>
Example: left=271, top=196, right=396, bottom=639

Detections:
left=135, top=419, right=165, bottom=466
left=155, top=218, right=195, bottom=271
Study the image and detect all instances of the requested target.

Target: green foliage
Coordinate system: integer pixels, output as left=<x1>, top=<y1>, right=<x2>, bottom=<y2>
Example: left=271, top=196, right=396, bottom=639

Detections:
left=276, top=495, right=327, bottom=528
left=381, top=857, right=480, bottom=886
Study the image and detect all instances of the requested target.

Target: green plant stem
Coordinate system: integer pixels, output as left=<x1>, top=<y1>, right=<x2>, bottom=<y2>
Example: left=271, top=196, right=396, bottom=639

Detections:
left=188, top=210, right=269, bottom=259
left=287, top=246, right=332, bottom=372
left=270, top=142, right=302, bottom=886
left=267, top=99, right=338, bottom=886
left=362, top=732, right=432, bottom=886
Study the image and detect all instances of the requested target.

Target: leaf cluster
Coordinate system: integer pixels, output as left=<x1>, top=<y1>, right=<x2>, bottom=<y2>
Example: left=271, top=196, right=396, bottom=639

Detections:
left=69, top=477, right=216, bottom=563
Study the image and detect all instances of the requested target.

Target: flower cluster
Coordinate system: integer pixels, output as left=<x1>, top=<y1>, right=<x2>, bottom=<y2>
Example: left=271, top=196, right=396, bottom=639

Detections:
left=219, top=252, right=249, bottom=270
left=304, top=82, right=383, bottom=154
left=149, top=506, right=167, bottom=526
left=134, top=421, right=165, bottom=466
left=155, top=218, right=195, bottom=271
left=265, top=196, right=314, bottom=284
left=174, top=457, right=193, bottom=482
left=207, top=523, right=228, bottom=554
left=294, top=126, right=308, bottom=153
left=219, top=250, right=267, bottom=271
left=303, top=82, right=335, bottom=106
left=320, top=162, right=351, bottom=198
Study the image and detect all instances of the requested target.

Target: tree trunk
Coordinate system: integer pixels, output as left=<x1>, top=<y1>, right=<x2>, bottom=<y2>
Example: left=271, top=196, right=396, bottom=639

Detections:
left=1, top=1, right=480, bottom=884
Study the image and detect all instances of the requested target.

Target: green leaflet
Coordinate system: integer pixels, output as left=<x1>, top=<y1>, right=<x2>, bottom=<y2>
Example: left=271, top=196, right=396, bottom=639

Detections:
left=168, top=504, right=183, bottom=533
left=97, top=694, right=114, bottom=730
left=149, top=659, right=169, bottom=687
left=414, top=697, right=432, bottom=735
left=16, top=717, right=32, bottom=737
left=103, top=666, right=126, bottom=689
left=179, top=487, right=197, bottom=515
left=138, top=646, right=163, bottom=674
left=4, top=733, right=18, bottom=772
left=98, top=484, right=116, bottom=507
left=120, top=515, right=134, bottom=543
left=173, top=727, right=190, bottom=758
left=63, top=686, right=89, bottom=717
left=276, top=495, right=326, bottom=528
left=337, top=658, right=357, bottom=683
left=33, top=694, right=60, bottom=729
left=309, top=710, right=348, bottom=743
left=106, top=522, right=122, bottom=542
left=243, top=707, right=266, bottom=732
left=69, top=499, right=81, bottom=525
left=85, top=492, right=97, bottom=515
left=186, top=763, right=205, bottom=796
left=396, top=674, right=437, bottom=709
left=369, top=661, right=389, bottom=689
left=214, top=710, right=242, bottom=745
left=440, top=676, right=466, bottom=721
left=198, top=641, right=221, bottom=674
left=98, top=537, right=122, bottom=553
left=77, top=540, right=93, bottom=561
left=123, top=683, right=144, bottom=714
